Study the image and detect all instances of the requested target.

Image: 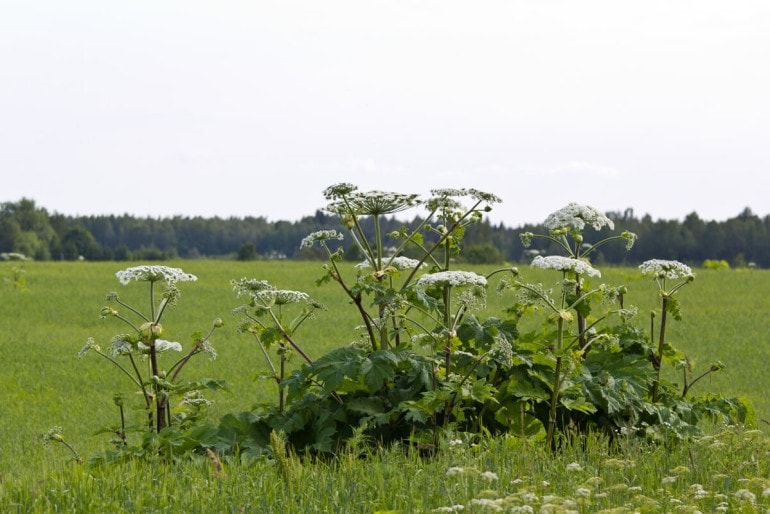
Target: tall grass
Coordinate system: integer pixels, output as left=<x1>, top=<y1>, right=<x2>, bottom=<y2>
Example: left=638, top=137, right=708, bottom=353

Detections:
left=2, top=261, right=769, bottom=512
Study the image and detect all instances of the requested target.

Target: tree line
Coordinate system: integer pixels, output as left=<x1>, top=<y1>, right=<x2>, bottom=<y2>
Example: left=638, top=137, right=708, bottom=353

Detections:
left=1, top=198, right=768, bottom=268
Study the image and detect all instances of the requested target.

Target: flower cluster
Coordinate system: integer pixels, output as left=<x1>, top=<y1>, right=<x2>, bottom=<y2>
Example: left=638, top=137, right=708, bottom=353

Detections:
left=231, top=278, right=273, bottom=297
left=326, top=190, right=421, bottom=216
left=543, top=203, right=614, bottom=232
left=109, top=334, right=134, bottom=356
left=531, top=255, right=601, bottom=278
left=639, top=259, right=694, bottom=280
left=138, top=339, right=182, bottom=354
left=252, top=289, right=311, bottom=306
left=417, top=270, right=488, bottom=288
left=300, top=230, right=344, bottom=249
left=355, top=256, right=426, bottom=271
left=115, top=265, right=197, bottom=285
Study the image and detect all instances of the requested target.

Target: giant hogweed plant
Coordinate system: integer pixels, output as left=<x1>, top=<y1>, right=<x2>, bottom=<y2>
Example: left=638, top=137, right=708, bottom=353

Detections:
left=220, top=184, right=518, bottom=455
left=511, top=208, right=749, bottom=446
left=219, top=186, right=751, bottom=460
left=78, top=265, right=225, bottom=463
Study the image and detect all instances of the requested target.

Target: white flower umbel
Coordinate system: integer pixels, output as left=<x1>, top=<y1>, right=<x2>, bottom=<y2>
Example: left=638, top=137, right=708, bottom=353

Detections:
left=531, top=255, right=601, bottom=278
left=639, top=259, right=694, bottom=280
left=300, top=230, right=344, bottom=249
left=326, top=190, right=420, bottom=216
left=109, top=334, right=134, bottom=357
left=355, top=256, right=426, bottom=271
left=252, top=289, right=310, bottom=306
left=231, top=277, right=274, bottom=298
left=138, top=339, right=182, bottom=353
left=544, top=203, right=614, bottom=232
left=116, top=265, right=197, bottom=285
left=417, top=270, right=488, bottom=288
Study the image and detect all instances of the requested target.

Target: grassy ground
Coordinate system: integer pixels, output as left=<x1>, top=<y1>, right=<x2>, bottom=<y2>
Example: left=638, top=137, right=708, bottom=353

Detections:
left=1, top=260, right=769, bottom=512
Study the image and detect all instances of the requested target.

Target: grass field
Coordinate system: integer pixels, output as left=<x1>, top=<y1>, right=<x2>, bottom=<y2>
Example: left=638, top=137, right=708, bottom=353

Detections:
left=2, top=260, right=769, bottom=512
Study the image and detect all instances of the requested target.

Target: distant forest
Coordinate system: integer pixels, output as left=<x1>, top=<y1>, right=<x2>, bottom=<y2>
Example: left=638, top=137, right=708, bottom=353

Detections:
left=1, top=198, right=769, bottom=268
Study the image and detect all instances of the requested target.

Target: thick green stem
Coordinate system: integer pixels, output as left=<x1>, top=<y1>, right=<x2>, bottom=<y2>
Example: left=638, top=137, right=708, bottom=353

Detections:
left=279, top=345, right=286, bottom=412
left=575, top=282, right=586, bottom=350
left=546, top=316, right=565, bottom=448
left=149, top=339, right=166, bottom=432
left=652, top=296, right=668, bottom=402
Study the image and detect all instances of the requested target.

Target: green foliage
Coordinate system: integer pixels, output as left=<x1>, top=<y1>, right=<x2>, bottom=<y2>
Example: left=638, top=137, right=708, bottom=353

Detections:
left=211, top=187, right=751, bottom=459
left=703, top=259, right=731, bottom=270
left=1, top=258, right=769, bottom=511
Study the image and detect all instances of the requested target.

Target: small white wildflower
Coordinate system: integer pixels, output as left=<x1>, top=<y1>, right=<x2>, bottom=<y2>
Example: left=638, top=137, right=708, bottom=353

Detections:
left=566, top=462, right=583, bottom=472
left=628, top=486, right=642, bottom=494
left=448, top=439, right=463, bottom=447
left=715, top=502, right=729, bottom=513
left=574, top=487, right=592, bottom=498
left=531, top=255, right=601, bottom=278
left=116, top=265, right=197, bottom=285
left=693, top=488, right=709, bottom=500
left=763, top=487, right=770, bottom=497
left=467, top=498, right=503, bottom=512
left=417, top=270, right=487, bottom=288
left=446, top=467, right=467, bottom=477
left=521, top=492, right=537, bottom=503
left=300, top=229, right=344, bottom=249
left=661, top=476, right=677, bottom=485
left=510, top=506, right=534, bottom=514
left=480, top=471, right=499, bottom=481
left=510, top=478, right=523, bottom=485
left=543, top=202, right=614, bottom=231
left=735, top=489, right=756, bottom=503
left=638, top=259, right=694, bottom=280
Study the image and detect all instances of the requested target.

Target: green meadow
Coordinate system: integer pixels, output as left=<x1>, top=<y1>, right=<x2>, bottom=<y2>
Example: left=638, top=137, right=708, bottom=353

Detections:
left=2, top=260, right=770, bottom=512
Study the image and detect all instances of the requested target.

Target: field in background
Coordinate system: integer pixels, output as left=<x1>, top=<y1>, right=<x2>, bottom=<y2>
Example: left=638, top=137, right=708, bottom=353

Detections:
left=1, top=260, right=768, bottom=509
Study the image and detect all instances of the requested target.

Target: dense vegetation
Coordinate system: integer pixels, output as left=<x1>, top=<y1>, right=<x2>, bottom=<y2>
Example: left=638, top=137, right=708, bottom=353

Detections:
left=2, top=260, right=769, bottom=512
left=2, top=198, right=769, bottom=267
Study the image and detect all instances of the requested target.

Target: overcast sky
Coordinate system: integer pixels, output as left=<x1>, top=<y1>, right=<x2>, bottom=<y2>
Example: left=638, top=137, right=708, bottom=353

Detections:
left=2, top=1, right=768, bottom=227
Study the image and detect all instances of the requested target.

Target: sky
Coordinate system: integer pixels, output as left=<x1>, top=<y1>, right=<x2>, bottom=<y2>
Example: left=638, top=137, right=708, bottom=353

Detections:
left=1, top=1, right=769, bottom=227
